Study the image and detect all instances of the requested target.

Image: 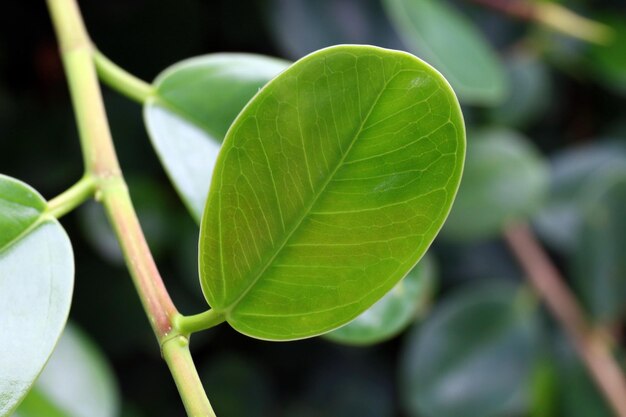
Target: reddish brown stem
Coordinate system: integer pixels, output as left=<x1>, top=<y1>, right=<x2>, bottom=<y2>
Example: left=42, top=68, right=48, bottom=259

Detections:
left=504, top=222, right=626, bottom=417
left=468, top=0, right=535, bottom=20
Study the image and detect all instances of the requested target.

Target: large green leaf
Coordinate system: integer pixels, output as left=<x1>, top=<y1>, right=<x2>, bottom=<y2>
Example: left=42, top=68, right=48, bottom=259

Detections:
left=14, top=324, right=119, bottom=417
left=144, top=54, right=290, bottom=222
left=400, top=282, right=539, bottom=417
left=0, top=175, right=74, bottom=416
left=570, top=166, right=626, bottom=322
left=325, top=254, right=437, bottom=345
left=199, top=45, right=465, bottom=341
left=442, top=128, right=549, bottom=241
left=383, top=0, right=507, bottom=105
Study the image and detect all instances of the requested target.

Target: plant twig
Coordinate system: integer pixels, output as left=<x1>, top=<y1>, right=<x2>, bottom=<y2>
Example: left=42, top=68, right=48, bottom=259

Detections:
left=468, top=0, right=613, bottom=44
left=46, top=174, right=96, bottom=219
left=46, top=1, right=216, bottom=415
left=504, top=222, right=626, bottom=417
left=94, top=50, right=154, bottom=104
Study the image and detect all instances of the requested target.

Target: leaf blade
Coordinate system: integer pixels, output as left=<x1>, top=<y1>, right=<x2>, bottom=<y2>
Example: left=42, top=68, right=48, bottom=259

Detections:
left=0, top=175, right=74, bottom=417
left=199, top=45, right=465, bottom=340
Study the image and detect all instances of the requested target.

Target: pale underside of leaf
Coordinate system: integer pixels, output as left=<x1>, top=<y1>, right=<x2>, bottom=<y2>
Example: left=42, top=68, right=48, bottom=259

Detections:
left=0, top=221, right=74, bottom=416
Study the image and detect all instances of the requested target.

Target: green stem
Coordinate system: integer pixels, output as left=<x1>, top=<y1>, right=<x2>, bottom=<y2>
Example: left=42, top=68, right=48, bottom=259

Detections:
left=94, top=50, right=154, bottom=104
left=46, top=174, right=96, bottom=219
left=45, top=1, right=216, bottom=416
left=163, top=336, right=217, bottom=417
left=175, top=310, right=227, bottom=335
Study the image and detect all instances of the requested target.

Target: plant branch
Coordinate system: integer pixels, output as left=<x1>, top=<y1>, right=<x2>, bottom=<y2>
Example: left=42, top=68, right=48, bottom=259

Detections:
left=46, top=1, right=216, bottom=415
left=468, top=0, right=613, bottom=44
left=46, top=174, right=96, bottom=219
left=162, top=336, right=217, bottom=417
left=504, top=222, right=626, bottom=417
left=94, top=50, right=154, bottom=104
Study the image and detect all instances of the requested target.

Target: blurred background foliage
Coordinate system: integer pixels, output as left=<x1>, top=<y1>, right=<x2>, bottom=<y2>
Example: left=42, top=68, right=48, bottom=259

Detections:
left=1, top=0, right=626, bottom=416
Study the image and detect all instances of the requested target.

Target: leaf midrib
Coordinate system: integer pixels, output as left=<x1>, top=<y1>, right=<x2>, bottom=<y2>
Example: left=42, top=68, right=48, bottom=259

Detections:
left=220, top=69, right=404, bottom=316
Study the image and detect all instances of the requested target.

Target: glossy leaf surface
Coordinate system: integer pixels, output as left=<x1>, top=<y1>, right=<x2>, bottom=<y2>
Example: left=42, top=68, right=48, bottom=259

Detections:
left=383, top=0, right=506, bottom=105
left=400, top=282, right=539, bottom=417
left=0, top=175, right=74, bottom=416
left=442, top=128, right=548, bottom=241
left=14, top=324, right=119, bottom=417
left=325, top=254, right=436, bottom=345
left=144, top=54, right=290, bottom=221
left=199, top=45, right=465, bottom=340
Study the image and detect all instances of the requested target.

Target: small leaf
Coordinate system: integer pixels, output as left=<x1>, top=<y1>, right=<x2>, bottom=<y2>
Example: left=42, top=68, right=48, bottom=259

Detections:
left=383, top=0, right=507, bottom=105
left=144, top=54, right=290, bottom=222
left=400, top=282, right=539, bottom=417
left=0, top=175, right=74, bottom=416
left=487, top=51, right=552, bottom=128
left=533, top=141, right=626, bottom=252
left=199, top=45, right=465, bottom=341
left=14, top=324, right=120, bottom=417
left=570, top=166, right=626, bottom=322
left=442, top=128, right=549, bottom=241
left=325, top=254, right=437, bottom=345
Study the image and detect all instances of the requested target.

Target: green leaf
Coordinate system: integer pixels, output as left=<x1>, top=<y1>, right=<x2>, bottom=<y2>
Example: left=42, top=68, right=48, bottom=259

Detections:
left=383, top=0, right=507, bottom=105
left=144, top=54, right=290, bottom=222
left=0, top=175, right=47, bottom=250
left=324, top=254, right=437, bottom=345
left=400, top=282, right=539, bottom=417
left=0, top=175, right=74, bottom=416
left=14, top=324, right=119, bottom=417
left=533, top=142, right=626, bottom=252
left=199, top=45, right=465, bottom=341
left=442, top=128, right=549, bottom=241
left=570, top=165, right=626, bottom=322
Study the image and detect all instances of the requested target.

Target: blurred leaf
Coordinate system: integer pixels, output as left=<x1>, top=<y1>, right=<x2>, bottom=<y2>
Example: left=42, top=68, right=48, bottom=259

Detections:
left=529, top=357, right=558, bottom=417
left=400, top=282, right=539, bottom=417
left=487, top=51, right=552, bottom=128
left=201, top=353, right=273, bottom=417
left=199, top=45, right=465, bottom=340
left=571, top=165, right=626, bottom=322
left=383, top=0, right=507, bottom=105
left=552, top=335, right=612, bottom=417
left=442, top=128, right=549, bottom=241
left=0, top=175, right=74, bottom=416
left=533, top=141, right=626, bottom=252
left=586, top=16, right=626, bottom=94
left=14, top=324, right=120, bottom=417
left=324, top=254, right=437, bottom=345
left=267, top=0, right=404, bottom=59
left=144, top=54, right=289, bottom=222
